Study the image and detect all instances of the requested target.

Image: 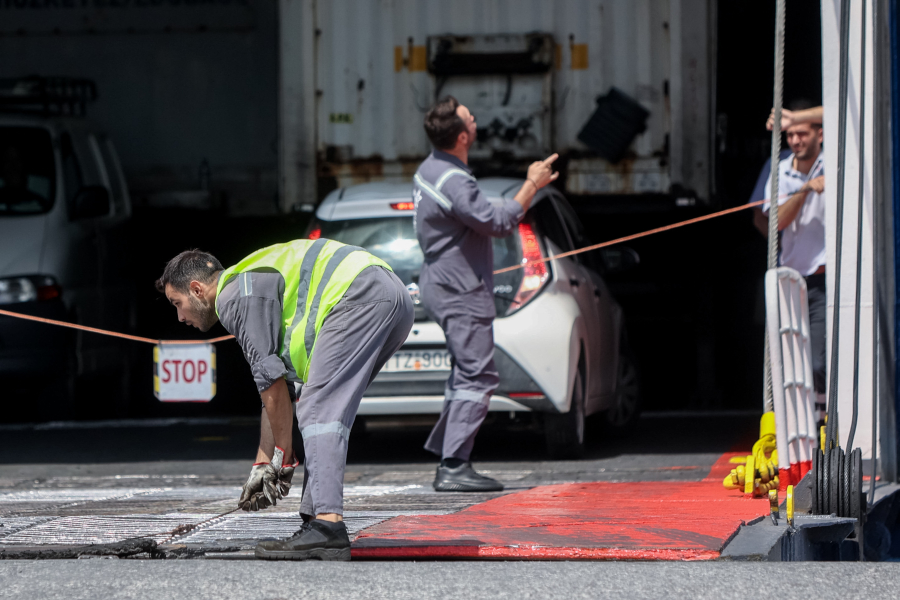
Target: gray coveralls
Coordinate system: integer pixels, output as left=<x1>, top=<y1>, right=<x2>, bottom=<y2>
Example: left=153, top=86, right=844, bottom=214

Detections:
left=413, top=150, right=524, bottom=461
left=217, top=265, right=414, bottom=518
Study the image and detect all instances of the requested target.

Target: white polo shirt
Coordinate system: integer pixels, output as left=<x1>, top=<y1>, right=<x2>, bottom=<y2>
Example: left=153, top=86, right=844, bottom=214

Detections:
left=762, top=151, right=826, bottom=276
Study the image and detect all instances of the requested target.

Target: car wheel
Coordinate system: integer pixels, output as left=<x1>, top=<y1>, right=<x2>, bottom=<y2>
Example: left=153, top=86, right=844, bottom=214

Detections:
left=603, top=347, right=642, bottom=436
left=544, top=361, right=586, bottom=459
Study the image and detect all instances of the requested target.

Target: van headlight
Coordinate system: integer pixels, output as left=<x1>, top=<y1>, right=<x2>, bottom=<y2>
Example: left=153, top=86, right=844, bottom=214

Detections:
left=0, top=276, right=61, bottom=305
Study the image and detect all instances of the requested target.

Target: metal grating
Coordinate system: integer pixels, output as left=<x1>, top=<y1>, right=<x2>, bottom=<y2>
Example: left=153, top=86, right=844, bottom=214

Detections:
left=0, top=489, right=163, bottom=503
left=175, top=510, right=452, bottom=545
left=0, top=516, right=57, bottom=540
left=343, top=485, right=423, bottom=497
left=174, top=513, right=305, bottom=544
left=0, top=510, right=459, bottom=548
left=0, top=514, right=208, bottom=545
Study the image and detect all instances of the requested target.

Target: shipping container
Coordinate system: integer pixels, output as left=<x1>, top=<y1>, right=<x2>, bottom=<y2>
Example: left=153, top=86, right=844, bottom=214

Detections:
left=1, top=0, right=714, bottom=215
left=0, top=0, right=280, bottom=215
left=279, top=0, right=714, bottom=211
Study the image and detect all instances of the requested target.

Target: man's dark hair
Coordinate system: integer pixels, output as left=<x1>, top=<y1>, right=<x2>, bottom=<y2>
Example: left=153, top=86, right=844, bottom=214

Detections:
left=424, top=96, right=466, bottom=150
left=155, top=249, right=223, bottom=294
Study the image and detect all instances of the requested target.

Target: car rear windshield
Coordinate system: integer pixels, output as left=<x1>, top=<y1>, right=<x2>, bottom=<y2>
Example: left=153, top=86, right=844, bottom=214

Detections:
left=316, top=216, right=524, bottom=314
left=0, top=127, right=55, bottom=216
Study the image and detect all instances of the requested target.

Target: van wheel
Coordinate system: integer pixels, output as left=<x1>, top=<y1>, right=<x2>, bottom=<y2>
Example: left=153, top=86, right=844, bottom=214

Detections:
left=544, top=362, right=586, bottom=459
left=603, top=347, right=642, bottom=437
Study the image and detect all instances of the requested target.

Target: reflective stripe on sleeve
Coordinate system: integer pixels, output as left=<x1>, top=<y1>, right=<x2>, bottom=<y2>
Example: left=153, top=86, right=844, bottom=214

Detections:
left=239, top=272, right=253, bottom=297
left=414, top=173, right=452, bottom=210
left=435, top=168, right=475, bottom=191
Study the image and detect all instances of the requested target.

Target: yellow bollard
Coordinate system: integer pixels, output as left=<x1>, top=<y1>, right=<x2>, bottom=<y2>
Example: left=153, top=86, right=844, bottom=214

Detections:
left=769, top=489, right=780, bottom=524
left=744, top=455, right=756, bottom=495
left=786, top=485, right=794, bottom=527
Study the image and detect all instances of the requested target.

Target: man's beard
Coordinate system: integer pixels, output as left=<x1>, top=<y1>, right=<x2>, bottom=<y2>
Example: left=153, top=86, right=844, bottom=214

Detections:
left=796, top=144, right=820, bottom=161
left=189, top=294, right=216, bottom=332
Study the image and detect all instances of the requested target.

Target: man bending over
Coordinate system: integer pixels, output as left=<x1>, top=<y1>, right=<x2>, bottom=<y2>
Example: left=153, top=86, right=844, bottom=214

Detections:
left=156, top=241, right=414, bottom=561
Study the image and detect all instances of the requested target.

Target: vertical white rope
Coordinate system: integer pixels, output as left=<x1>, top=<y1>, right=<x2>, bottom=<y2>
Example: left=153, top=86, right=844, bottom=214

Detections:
left=765, top=0, right=786, bottom=413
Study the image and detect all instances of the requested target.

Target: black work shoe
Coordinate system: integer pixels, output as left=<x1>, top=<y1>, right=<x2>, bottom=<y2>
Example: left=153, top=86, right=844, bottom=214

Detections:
left=433, top=462, right=504, bottom=492
left=255, top=519, right=351, bottom=561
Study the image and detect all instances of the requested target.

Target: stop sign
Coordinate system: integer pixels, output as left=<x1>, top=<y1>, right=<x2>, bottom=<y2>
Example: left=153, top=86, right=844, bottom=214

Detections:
left=154, top=343, right=216, bottom=402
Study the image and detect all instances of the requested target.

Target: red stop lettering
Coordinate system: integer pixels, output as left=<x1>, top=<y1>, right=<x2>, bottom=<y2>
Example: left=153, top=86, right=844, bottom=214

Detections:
left=170, top=360, right=182, bottom=383
left=161, top=358, right=210, bottom=385
left=183, top=360, right=196, bottom=383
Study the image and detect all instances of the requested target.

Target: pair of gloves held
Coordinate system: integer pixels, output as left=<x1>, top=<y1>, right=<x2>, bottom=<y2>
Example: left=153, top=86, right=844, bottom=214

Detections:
left=238, top=446, right=298, bottom=511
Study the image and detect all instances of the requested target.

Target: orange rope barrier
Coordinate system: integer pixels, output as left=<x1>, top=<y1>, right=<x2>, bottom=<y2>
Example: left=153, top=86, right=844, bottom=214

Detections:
left=0, top=199, right=768, bottom=343
left=0, top=308, right=234, bottom=345
left=493, top=199, right=768, bottom=275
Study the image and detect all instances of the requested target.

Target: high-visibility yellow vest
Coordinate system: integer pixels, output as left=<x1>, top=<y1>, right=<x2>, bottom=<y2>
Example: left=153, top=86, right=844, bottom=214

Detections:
left=216, top=239, right=390, bottom=383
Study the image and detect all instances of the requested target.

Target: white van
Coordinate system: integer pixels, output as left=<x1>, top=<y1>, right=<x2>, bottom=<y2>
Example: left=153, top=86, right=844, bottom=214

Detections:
left=0, top=78, right=133, bottom=419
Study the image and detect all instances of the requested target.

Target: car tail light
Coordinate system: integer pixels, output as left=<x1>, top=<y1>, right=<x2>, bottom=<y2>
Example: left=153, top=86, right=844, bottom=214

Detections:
left=390, top=202, right=415, bottom=211
left=308, top=227, right=322, bottom=240
left=0, top=276, right=61, bottom=305
left=508, top=222, right=549, bottom=315
left=37, top=282, right=62, bottom=301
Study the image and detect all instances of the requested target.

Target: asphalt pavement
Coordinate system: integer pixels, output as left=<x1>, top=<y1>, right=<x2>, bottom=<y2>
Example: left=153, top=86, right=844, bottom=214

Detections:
left=2, top=561, right=898, bottom=600
left=9, top=411, right=879, bottom=598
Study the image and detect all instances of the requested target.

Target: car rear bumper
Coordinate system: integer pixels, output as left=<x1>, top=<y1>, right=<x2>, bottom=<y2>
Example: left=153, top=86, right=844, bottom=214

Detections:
left=358, top=395, right=532, bottom=415
left=364, top=326, right=559, bottom=413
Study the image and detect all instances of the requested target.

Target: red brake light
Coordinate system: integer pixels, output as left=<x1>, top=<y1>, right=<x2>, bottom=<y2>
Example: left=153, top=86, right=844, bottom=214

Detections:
left=37, top=284, right=62, bottom=302
left=390, top=202, right=415, bottom=211
left=308, top=227, right=322, bottom=240
left=508, top=222, right=549, bottom=315
left=508, top=392, right=547, bottom=400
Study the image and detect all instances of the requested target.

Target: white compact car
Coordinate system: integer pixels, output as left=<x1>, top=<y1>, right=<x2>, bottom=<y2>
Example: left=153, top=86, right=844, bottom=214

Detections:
left=307, top=179, right=641, bottom=457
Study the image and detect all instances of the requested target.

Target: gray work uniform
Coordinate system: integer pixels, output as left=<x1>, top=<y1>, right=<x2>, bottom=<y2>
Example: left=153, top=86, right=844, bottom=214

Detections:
left=413, top=150, right=524, bottom=461
left=217, top=265, right=414, bottom=517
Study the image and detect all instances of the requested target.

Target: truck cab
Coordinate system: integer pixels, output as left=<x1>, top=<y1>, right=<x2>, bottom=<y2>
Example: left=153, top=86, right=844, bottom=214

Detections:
left=0, top=78, right=133, bottom=419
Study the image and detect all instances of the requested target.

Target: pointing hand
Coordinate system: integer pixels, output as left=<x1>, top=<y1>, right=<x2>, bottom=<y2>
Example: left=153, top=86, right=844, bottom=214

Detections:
left=526, top=153, right=560, bottom=191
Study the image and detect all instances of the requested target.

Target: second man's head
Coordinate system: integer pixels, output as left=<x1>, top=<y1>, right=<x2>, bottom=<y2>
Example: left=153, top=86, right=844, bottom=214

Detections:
left=424, top=96, right=477, bottom=154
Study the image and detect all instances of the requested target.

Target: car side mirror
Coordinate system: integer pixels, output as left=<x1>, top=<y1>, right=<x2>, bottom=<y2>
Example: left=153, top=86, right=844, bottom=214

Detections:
left=72, top=186, right=110, bottom=220
left=601, top=247, right=640, bottom=274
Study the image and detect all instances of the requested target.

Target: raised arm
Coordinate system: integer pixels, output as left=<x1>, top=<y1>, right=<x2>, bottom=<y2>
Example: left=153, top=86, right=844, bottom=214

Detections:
left=446, top=153, right=560, bottom=238
left=767, top=106, right=823, bottom=131
left=512, top=153, right=560, bottom=213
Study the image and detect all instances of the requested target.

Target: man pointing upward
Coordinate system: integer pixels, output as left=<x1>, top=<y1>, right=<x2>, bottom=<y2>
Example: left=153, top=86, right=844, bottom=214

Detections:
left=413, top=96, right=558, bottom=492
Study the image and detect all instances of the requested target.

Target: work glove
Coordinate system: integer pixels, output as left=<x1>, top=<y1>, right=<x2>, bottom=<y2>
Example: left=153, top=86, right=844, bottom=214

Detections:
left=238, top=463, right=272, bottom=512
left=261, top=446, right=300, bottom=506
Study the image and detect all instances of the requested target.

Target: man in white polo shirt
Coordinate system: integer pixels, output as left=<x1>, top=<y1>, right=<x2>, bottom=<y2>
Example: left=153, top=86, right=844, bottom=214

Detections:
left=762, top=100, right=826, bottom=399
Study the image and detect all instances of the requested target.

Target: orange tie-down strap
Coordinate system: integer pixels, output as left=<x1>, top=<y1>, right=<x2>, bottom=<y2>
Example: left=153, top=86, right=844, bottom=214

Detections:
left=0, top=308, right=234, bottom=345
left=0, top=199, right=768, bottom=344
left=494, top=199, right=768, bottom=274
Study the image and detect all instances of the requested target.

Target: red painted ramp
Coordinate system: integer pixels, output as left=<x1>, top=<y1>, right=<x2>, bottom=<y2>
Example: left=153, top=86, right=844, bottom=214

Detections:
left=352, top=454, right=769, bottom=561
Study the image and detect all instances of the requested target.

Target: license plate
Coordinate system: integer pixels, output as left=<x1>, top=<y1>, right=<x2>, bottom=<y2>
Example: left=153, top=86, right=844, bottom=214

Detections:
left=382, top=350, right=452, bottom=373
